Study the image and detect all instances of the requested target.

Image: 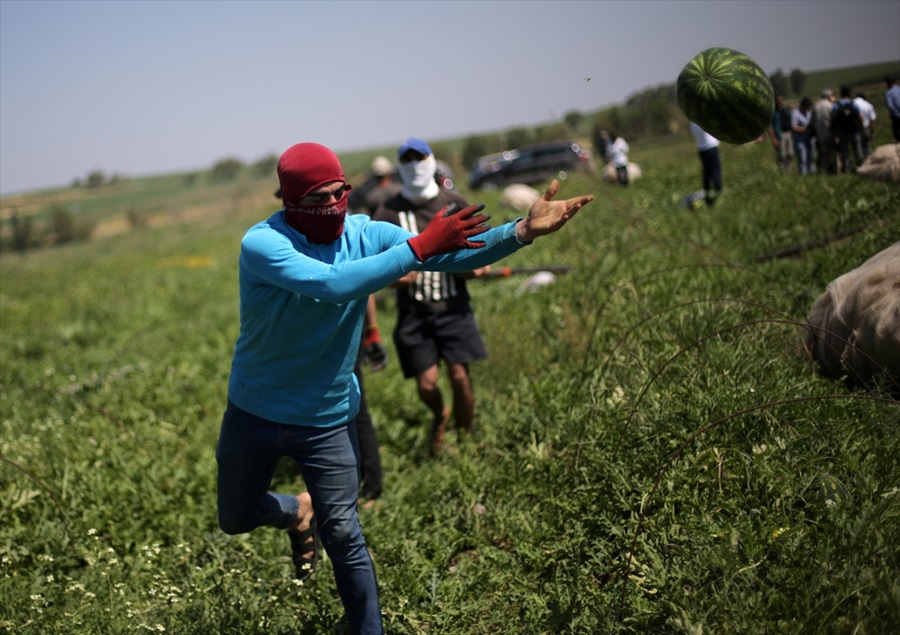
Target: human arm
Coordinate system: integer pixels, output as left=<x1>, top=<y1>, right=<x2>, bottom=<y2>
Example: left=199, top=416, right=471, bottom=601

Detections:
left=362, top=294, right=389, bottom=371
left=791, top=111, right=806, bottom=134
left=417, top=181, right=594, bottom=273
left=240, top=218, right=419, bottom=304
left=390, top=271, right=419, bottom=288
left=454, top=266, right=492, bottom=280
left=406, top=179, right=589, bottom=266
left=375, top=197, right=516, bottom=275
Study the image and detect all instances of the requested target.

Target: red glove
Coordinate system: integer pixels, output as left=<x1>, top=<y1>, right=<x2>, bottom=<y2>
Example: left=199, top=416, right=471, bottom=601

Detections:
left=363, top=325, right=381, bottom=348
left=362, top=325, right=388, bottom=372
left=407, top=203, right=491, bottom=262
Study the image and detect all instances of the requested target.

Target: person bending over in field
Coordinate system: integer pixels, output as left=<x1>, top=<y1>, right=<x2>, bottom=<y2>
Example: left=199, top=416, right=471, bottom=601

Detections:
left=215, top=141, right=594, bottom=635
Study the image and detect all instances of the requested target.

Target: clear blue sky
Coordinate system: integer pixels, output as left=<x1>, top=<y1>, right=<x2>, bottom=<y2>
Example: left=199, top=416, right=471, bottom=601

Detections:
left=1, top=0, right=898, bottom=196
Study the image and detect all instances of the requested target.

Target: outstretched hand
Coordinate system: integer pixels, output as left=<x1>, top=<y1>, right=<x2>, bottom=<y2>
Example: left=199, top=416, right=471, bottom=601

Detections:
left=515, top=180, right=594, bottom=243
left=407, top=203, right=491, bottom=262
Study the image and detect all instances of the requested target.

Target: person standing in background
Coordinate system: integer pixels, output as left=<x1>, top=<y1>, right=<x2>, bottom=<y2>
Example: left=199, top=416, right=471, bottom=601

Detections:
left=884, top=76, right=900, bottom=142
left=854, top=92, right=877, bottom=160
left=593, top=126, right=611, bottom=166
left=605, top=132, right=631, bottom=186
left=812, top=88, right=837, bottom=174
left=349, top=156, right=402, bottom=217
left=690, top=122, right=722, bottom=205
left=831, top=86, right=864, bottom=174
left=374, top=137, right=493, bottom=455
left=769, top=94, right=794, bottom=172
left=791, top=97, right=816, bottom=176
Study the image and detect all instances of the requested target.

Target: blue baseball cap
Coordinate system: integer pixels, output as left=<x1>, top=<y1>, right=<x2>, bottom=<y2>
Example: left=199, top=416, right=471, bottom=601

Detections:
left=398, top=137, right=431, bottom=158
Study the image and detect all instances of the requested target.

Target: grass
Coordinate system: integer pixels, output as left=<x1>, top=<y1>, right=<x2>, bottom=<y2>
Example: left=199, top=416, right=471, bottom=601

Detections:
left=2, top=112, right=899, bottom=632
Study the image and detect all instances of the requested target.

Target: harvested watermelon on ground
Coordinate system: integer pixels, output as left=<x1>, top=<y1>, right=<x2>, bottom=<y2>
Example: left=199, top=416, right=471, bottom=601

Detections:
left=807, top=473, right=851, bottom=507
left=677, top=47, right=775, bottom=145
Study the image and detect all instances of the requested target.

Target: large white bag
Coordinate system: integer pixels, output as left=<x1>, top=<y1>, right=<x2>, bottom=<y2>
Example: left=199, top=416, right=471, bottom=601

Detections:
left=856, top=144, right=900, bottom=184
left=803, top=242, right=900, bottom=392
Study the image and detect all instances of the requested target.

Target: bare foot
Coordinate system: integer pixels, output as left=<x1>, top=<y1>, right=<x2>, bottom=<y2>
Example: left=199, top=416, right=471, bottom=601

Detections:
left=429, top=406, right=451, bottom=455
left=290, top=492, right=314, bottom=533
left=288, top=492, right=317, bottom=580
left=360, top=497, right=379, bottom=511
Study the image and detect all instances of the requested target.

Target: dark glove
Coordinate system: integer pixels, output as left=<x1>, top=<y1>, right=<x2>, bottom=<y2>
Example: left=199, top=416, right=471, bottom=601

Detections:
left=363, top=326, right=388, bottom=372
left=407, top=203, right=491, bottom=262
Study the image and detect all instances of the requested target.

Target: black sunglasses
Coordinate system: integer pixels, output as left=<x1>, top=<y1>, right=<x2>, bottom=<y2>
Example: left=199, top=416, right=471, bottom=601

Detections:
left=302, top=183, right=350, bottom=205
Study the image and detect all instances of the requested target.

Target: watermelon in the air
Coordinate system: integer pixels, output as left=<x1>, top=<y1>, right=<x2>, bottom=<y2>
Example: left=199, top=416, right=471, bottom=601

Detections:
left=677, top=47, right=775, bottom=145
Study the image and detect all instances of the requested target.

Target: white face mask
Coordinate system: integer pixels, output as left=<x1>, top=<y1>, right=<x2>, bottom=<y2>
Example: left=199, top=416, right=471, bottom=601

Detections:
left=398, top=155, right=440, bottom=202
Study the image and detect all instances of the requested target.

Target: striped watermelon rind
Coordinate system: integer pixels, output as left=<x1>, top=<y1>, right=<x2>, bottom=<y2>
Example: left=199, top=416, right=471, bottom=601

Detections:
left=808, top=473, right=850, bottom=507
left=677, top=47, right=775, bottom=145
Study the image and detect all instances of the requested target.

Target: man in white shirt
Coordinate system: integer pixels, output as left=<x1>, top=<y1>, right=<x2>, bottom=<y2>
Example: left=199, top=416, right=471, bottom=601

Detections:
left=854, top=92, right=877, bottom=159
left=690, top=122, right=722, bottom=206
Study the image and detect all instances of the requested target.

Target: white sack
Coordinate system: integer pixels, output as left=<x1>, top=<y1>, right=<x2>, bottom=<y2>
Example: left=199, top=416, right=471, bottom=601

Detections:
left=856, top=143, right=900, bottom=184
left=804, top=242, right=900, bottom=390
left=499, top=184, right=541, bottom=213
left=602, top=162, right=642, bottom=183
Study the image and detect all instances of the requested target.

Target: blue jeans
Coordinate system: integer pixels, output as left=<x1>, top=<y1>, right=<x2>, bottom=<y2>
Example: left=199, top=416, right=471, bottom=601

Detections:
left=794, top=135, right=814, bottom=176
left=216, top=401, right=383, bottom=634
left=698, top=147, right=721, bottom=194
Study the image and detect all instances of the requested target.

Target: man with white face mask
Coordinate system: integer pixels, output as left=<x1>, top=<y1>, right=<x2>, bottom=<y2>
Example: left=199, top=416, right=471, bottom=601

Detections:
left=374, top=137, right=492, bottom=455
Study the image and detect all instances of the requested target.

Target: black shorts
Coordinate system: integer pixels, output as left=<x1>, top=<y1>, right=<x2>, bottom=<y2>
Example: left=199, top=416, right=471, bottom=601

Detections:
left=393, top=306, right=487, bottom=378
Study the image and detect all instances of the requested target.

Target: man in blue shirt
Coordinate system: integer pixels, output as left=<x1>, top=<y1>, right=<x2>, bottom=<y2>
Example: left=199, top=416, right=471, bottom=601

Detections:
left=886, top=76, right=900, bottom=142
left=216, top=142, right=594, bottom=634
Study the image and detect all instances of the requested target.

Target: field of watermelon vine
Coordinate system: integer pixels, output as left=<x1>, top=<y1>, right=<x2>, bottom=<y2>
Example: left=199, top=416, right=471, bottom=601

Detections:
left=1, top=121, right=898, bottom=633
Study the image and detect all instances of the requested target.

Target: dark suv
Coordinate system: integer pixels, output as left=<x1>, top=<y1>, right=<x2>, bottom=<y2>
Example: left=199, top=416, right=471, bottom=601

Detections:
left=467, top=141, right=593, bottom=191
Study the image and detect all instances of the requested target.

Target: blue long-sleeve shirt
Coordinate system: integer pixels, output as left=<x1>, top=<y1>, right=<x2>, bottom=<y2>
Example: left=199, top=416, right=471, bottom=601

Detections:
left=886, top=84, right=900, bottom=119
left=227, top=210, right=526, bottom=427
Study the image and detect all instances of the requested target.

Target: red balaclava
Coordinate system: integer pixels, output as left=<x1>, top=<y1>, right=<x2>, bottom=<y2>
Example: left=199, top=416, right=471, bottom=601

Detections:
left=277, top=142, right=351, bottom=244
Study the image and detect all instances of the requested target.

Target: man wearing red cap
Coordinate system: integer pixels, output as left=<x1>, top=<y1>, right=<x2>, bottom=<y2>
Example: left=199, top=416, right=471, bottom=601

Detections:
left=216, top=141, right=593, bottom=634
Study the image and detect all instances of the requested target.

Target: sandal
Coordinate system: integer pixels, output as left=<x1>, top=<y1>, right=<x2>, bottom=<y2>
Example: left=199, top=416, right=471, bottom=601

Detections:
left=288, top=518, right=319, bottom=582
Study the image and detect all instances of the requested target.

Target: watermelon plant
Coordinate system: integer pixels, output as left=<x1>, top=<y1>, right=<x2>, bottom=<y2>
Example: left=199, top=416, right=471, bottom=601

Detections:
left=677, top=47, right=775, bottom=145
